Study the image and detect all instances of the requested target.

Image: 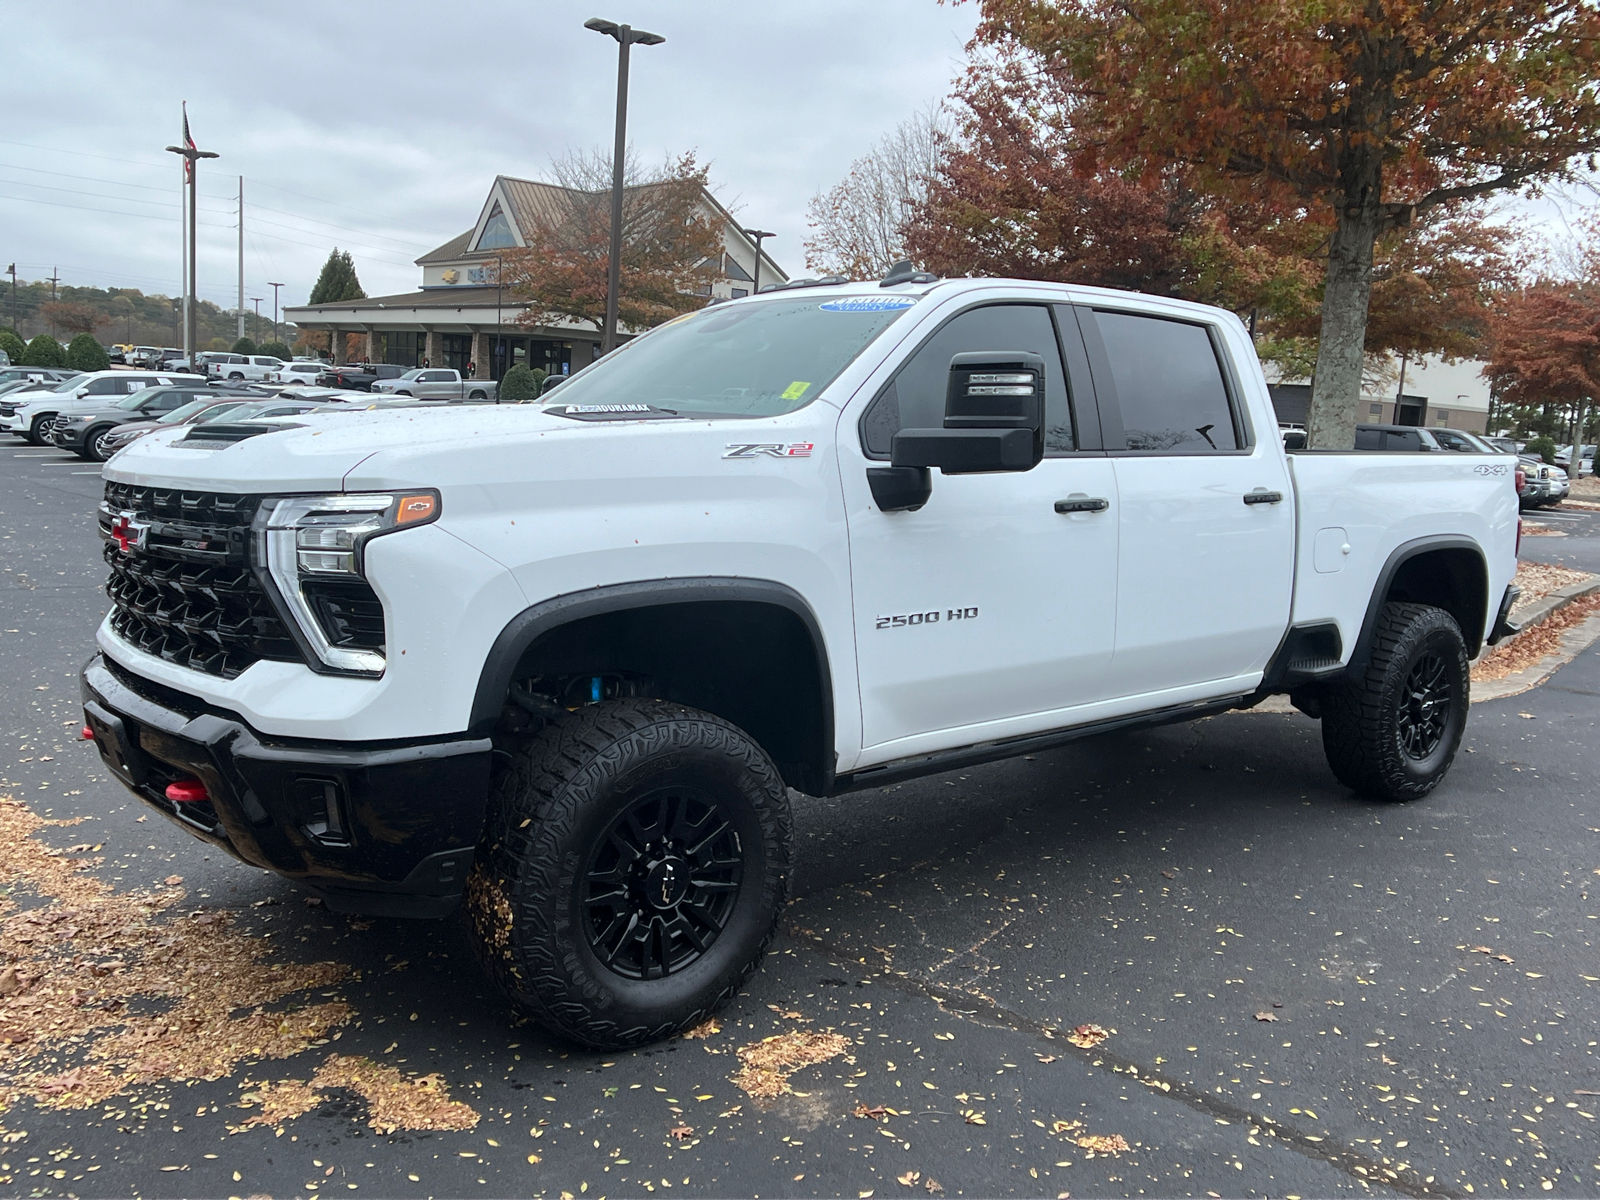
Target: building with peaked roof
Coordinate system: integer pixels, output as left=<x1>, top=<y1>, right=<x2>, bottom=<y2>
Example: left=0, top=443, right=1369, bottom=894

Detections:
left=284, top=175, right=787, bottom=378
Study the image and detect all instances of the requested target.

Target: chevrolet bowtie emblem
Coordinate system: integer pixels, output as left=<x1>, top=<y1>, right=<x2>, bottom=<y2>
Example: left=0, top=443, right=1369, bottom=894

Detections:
left=108, top=514, right=148, bottom=554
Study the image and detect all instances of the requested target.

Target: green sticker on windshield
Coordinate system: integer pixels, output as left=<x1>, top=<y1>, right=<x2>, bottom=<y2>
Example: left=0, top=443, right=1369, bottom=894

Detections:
left=781, top=381, right=811, bottom=400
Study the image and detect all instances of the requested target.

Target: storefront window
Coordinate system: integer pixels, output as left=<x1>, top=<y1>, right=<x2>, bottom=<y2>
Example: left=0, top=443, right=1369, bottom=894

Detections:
left=442, top=334, right=472, bottom=374
left=383, top=332, right=424, bottom=367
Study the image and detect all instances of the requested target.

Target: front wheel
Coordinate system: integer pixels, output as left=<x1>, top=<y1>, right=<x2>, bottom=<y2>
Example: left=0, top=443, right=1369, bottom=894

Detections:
left=1320, top=601, right=1469, bottom=802
left=27, top=414, right=53, bottom=446
left=467, top=698, right=792, bottom=1048
left=84, top=426, right=117, bottom=462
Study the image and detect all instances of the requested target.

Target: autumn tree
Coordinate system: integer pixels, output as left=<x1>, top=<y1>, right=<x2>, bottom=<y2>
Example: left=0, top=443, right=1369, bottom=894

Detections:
left=968, top=0, right=1600, bottom=447
left=1486, top=282, right=1600, bottom=459
left=309, top=249, right=366, bottom=306
left=805, top=103, right=952, bottom=278
left=41, top=301, right=108, bottom=336
left=498, top=150, right=725, bottom=335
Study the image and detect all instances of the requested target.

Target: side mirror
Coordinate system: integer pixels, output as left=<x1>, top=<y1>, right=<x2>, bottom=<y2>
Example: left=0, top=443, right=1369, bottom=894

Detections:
left=870, top=352, right=1046, bottom=512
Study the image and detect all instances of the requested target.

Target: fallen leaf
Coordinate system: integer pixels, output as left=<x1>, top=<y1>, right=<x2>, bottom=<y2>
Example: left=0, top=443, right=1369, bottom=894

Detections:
left=164, top=875, right=184, bottom=886
left=1036, top=1054, right=1058, bottom=1064
left=854, top=1103, right=888, bottom=1121
left=682, top=1017, right=721, bottom=1040
left=766, top=1004, right=804, bottom=1020
left=1470, top=945, right=1494, bottom=954
left=1518, top=712, right=1536, bottom=719
left=1161, top=869, right=1176, bottom=879
left=1076, top=1133, right=1130, bottom=1156
left=669, top=1124, right=694, bottom=1141
left=1495, top=954, right=1515, bottom=964
left=897, top=1171, right=921, bottom=1187
left=925, top=1180, right=944, bottom=1195
left=0, top=967, right=19, bottom=996
left=304, top=896, right=325, bottom=908
left=1065, top=1023, right=1109, bottom=1049
left=1253, top=1011, right=1278, bottom=1022
left=962, top=1109, right=986, bottom=1125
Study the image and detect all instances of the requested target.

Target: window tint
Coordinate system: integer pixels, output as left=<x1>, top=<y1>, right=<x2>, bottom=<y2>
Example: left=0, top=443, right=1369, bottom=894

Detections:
left=83, top=378, right=122, bottom=395
left=1093, top=311, right=1239, bottom=452
left=862, top=304, right=1073, bottom=456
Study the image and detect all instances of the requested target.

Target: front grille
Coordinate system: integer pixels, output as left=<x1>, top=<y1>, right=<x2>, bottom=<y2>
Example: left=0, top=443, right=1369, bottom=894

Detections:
left=101, top=482, right=303, bottom=678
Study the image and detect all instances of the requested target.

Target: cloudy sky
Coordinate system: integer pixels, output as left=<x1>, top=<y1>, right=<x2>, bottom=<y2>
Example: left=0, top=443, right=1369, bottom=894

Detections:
left=3, top=0, right=980, bottom=314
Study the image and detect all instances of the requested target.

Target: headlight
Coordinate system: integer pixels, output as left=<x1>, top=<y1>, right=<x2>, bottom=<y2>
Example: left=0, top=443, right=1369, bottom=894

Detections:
left=257, top=491, right=439, bottom=675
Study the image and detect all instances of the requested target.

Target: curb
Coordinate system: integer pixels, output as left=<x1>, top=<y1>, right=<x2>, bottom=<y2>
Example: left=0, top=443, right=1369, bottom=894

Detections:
left=1506, top=576, right=1600, bottom=635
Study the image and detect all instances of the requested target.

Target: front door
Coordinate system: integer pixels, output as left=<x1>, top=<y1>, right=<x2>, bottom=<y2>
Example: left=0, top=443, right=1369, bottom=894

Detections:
left=1076, top=305, right=1294, bottom=699
left=842, top=301, right=1119, bottom=758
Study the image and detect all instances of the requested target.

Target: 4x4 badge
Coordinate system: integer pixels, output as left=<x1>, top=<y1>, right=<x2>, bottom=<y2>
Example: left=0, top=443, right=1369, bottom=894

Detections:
left=723, top=443, right=813, bottom=459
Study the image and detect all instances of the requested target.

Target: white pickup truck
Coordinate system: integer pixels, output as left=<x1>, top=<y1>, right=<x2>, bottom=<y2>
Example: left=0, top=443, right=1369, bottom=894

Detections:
left=82, top=274, right=1518, bottom=1048
left=370, top=367, right=497, bottom=401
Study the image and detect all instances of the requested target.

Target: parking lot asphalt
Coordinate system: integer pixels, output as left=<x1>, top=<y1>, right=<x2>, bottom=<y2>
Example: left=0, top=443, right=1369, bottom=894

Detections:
left=1, top=446, right=1598, bottom=1200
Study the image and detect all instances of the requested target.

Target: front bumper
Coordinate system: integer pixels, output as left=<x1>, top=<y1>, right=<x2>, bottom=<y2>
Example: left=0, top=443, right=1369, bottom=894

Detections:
left=81, top=653, right=492, bottom=917
left=50, top=424, right=89, bottom=450
left=1, top=414, right=26, bottom=433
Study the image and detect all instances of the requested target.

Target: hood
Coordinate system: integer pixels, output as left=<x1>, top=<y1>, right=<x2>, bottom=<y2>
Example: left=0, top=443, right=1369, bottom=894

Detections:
left=102, top=404, right=586, bottom=492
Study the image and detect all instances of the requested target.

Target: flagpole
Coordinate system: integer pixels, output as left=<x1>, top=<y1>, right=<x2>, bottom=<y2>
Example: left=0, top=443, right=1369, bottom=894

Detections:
left=167, top=102, right=217, bottom=370
left=179, top=108, right=188, bottom=363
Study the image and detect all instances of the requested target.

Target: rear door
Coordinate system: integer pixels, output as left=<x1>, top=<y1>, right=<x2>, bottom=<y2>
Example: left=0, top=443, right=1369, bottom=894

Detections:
left=1076, top=304, right=1294, bottom=699
left=843, top=300, right=1120, bottom=755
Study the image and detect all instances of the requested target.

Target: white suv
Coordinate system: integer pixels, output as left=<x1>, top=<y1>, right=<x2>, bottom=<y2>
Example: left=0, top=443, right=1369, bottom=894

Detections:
left=206, top=354, right=285, bottom=382
left=2, top=370, right=204, bottom=444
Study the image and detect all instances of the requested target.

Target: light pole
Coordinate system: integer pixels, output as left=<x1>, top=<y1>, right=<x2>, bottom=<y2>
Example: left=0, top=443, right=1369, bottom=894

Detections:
left=166, top=112, right=219, bottom=365
left=742, top=228, right=774, bottom=295
left=6, top=264, right=15, bottom=334
left=268, top=281, right=284, bottom=347
left=585, top=16, right=665, bottom=355
left=251, top=297, right=263, bottom=345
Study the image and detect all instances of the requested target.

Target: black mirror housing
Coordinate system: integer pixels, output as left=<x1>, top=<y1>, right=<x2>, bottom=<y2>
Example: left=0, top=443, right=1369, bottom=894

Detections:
left=889, top=350, right=1045, bottom=476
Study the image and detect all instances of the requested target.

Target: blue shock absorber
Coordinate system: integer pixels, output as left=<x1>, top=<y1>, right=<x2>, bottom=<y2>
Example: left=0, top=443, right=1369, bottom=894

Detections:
left=591, top=675, right=602, bottom=703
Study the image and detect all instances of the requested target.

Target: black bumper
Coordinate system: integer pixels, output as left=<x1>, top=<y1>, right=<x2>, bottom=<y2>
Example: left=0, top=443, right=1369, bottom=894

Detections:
left=1487, top=584, right=1522, bottom=647
left=81, top=653, right=492, bottom=917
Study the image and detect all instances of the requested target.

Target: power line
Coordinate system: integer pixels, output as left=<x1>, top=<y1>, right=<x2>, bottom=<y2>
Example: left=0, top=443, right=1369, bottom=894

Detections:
left=0, top=138, right=170, bottom=170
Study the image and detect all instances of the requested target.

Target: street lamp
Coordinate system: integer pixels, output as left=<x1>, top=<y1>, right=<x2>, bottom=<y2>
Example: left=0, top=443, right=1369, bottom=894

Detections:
left=166, top=124, right=219, bottom=366
left=742, top=229, right=774, bottom=295
left=251, top=297, right=263, bottom=345
left=268, top=281, right=284, bottom=347
left=585, top=16, right=665, bottom=355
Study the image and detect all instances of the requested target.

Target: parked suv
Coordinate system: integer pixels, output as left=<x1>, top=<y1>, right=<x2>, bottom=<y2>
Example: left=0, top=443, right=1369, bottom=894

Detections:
left=49, top=385, right=251, bottom=460
left=206, top=353, right=287, bottom=382
left=84, top=276, right=1518, bottom=1048
left=2, top=370, right=205, bottom=444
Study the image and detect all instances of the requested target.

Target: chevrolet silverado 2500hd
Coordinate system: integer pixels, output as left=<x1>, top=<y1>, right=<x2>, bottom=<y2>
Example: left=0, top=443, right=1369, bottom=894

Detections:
left=82, top=275, right=1520, bottom=1048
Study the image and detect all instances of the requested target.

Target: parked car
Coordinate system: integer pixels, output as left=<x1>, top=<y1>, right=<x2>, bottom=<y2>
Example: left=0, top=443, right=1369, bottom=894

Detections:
left=1, top=370, right=205, bottom=444
left=316, top=362, right=407, bottom=391
left=0, top=347, right=7, bottom=366
left=93, top=395, right=264, bottom=457
left=1484, top=435, right=1523, bottom=455
left=1554, top=443, right=1595, bottom=477
left=1518, top=457, right=1569, bottom=508
left=0, top=366, right=78, bottom=392
left=204, top=353, right=287, bottom=382
left=371, top=367, right=497, bottom=401
left=108, top=344, right=132, bottom=365
left=87, top=276, right=1519, bottom=1048
left=270, top=360, right=329, bottom=387
left=49, top=385, right=226, bottom=460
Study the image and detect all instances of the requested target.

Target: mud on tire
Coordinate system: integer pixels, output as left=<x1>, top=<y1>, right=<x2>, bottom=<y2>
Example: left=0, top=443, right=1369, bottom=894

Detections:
left=466, top=698, right=792, bottom=1048
left=1320, top=601, right=1469, bottom=802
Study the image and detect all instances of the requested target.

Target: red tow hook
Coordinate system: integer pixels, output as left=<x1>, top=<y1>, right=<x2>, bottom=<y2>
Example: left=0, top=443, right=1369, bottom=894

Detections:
left=165, top=779, right=209, bottom=804
left=80, top=726, right=94, bottom=741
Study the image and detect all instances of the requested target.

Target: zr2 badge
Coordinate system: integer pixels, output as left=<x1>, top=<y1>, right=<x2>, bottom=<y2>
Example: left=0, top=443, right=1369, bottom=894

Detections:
left=724, top=443, right=814, bottom=459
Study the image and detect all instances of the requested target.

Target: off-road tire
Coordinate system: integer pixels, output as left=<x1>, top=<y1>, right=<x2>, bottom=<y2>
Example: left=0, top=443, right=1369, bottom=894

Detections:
left=467, top=698, right=792, bottom=1048
left=1321, top=601, right=1469, bottom=802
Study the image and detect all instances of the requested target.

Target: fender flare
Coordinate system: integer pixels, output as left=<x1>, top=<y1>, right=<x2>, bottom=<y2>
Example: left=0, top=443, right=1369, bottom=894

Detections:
left=468, top=576, right=836, bottom=789
left=1348, top=534, right=1489, bottom=670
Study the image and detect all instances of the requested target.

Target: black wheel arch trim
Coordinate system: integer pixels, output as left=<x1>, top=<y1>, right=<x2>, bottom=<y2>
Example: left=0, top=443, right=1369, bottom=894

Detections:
left=1349, top=534, right=1490, bottom=670
left=468, top=577, right=837, bottom=793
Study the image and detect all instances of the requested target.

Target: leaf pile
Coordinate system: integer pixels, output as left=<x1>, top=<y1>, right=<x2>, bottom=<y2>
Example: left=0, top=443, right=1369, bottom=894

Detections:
left=1064, top=1022, right=1109, bottom=1048
left=0, top=795, right=353, bottom=1112
left=237, top=1055, right=478, bottom=1135
left=1472, top=593, right=1600, bottom=681
left=730, top=1029, right=851, bottom=1099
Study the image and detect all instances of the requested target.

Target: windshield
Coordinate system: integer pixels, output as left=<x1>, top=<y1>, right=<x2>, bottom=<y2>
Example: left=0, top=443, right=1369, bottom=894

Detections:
left=545, top=294, right=917, bottom=418
left=399, top=369, right=424, bottom=380
left=169, top=400, right=241, bottom=424
left=50, top=376, right=86, bottom=393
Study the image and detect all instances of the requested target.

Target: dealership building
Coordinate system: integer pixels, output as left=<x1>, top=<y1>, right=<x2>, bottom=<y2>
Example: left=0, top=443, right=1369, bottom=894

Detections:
left=283, top=175, right=788, bottom=379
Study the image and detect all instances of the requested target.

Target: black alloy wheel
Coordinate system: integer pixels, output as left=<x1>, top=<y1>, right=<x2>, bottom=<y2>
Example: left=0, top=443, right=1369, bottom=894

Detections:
left=582, top=786, right=743, bottom=980
left=468, top=698, right=791, bottom=1048
left=1321, top=601, right=1469, bottom=802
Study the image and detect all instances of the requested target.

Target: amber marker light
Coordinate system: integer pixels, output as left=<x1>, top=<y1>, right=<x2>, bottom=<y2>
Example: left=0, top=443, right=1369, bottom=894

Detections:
left=396, top=494, right=438, bottom=525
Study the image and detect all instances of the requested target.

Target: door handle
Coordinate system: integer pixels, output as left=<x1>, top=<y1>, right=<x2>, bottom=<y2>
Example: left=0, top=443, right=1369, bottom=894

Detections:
left=1243, top=489, right=1283, bottom=505
left=1054, top=496, right=1110, bottom=514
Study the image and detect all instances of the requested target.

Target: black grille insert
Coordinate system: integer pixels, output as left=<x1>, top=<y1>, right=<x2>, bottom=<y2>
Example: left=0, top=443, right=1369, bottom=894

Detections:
left=101, top=482, right=302, bottom=678
left=303, top=580, right=386, bottom=651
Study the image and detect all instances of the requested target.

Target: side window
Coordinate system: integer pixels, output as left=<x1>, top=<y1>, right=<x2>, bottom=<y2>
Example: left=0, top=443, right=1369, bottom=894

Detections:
left=1091, top=311, right=1240, bottom=453
left=1354, top=427, right=1383, bottom=450
left=84, top=379, right=121, bottom=396
left=861, top=304, right=1074, bottom=457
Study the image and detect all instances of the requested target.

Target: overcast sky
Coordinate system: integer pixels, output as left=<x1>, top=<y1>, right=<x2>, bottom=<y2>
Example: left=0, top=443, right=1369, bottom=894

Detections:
left=2, top=0, right=979, bottom=315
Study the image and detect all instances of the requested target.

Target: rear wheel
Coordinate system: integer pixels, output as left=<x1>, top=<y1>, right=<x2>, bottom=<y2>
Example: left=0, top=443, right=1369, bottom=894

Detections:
left=467, top=698, right=791, bottom=1048
left=1320, top=602, right=1469, bottom=802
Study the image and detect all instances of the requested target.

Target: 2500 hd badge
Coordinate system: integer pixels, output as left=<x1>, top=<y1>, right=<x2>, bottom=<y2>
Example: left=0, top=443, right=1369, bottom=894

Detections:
left=876, top=607, right=980, bottom=629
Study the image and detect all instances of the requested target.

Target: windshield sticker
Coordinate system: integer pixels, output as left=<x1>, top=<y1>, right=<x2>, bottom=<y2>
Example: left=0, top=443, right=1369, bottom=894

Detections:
left=818, top=296, right=918, bottom=313
left=780, top=381, right=811, bottom=401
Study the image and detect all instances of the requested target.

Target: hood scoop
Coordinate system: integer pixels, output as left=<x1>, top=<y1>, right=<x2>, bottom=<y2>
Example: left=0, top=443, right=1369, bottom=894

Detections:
left=175, top=421, right=305, bottom=449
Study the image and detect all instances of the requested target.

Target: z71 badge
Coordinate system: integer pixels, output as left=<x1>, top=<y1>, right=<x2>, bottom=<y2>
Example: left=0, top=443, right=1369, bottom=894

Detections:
left=724, top=443, right=813, bottom=459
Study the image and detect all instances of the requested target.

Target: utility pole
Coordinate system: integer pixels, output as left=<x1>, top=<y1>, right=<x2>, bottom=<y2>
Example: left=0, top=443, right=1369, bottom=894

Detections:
left=48, top=266, right=59, bottom=302
left=167, top=103, right=219, bottom=365
left=268, top=281, right=283, bottom=346
left=237, top=176, right=245, bottom=340
left=585, top=17, right=665, bottom=354
left=6, top=264, right=15, bottom=334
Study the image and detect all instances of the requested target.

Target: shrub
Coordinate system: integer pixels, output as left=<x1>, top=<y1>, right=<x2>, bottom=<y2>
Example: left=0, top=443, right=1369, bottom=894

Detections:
left=499, top=364, right=544, bottom=401
left=231, top=336, right=257, bottom=355
left=1524, top=435, right=1557, bottom=465
left=66, top=333, right=109, bottom=372
left=0, top=329, right=25, bottom=363
left=257, top=341, right=293, bottom=360
left=20, top=334, right=67, bottom=368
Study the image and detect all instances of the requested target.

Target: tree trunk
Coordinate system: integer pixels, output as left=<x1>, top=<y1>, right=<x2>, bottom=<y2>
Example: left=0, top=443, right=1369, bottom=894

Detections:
left=1308, top=197, right=1382, bottom=450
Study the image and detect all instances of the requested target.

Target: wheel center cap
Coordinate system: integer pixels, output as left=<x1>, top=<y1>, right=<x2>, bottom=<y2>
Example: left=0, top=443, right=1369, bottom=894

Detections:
left=642, top=857, right=689, bottom=910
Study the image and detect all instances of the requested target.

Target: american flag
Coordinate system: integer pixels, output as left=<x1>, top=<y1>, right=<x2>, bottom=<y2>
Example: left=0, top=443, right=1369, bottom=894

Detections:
left=182, top=102, right=195, bottom=181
